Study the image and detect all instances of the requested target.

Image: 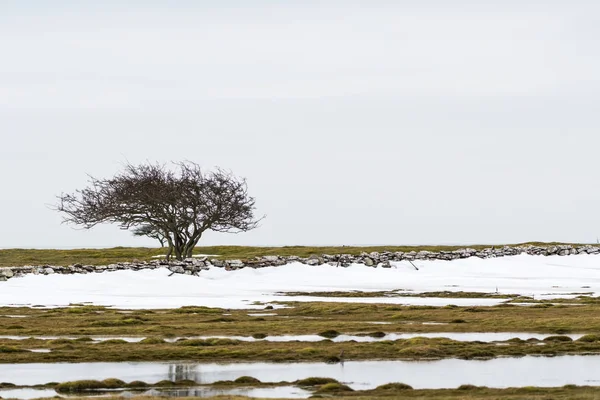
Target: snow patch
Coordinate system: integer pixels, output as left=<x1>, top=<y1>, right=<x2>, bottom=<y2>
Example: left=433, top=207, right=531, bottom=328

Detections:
left=0, top=254, right=599, bottom=309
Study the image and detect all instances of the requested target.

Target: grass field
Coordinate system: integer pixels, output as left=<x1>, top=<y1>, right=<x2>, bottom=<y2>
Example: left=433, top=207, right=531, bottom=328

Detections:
left=0, top=242, right=590, bottom=267
left=2, top=244, right=599, bottom=399
left=1, top=301, right=600, bottom=363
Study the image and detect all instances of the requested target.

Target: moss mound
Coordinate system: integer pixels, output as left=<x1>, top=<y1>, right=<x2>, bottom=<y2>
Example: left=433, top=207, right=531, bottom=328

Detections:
left=296, top=377, right=339, bottom=386
left=0, top=346, right=26, bottom=353
left=139, top=337, right=164, bottom=344
left=543, top=335, right=573, bottom=342
left=458, top=384, right=481, bottom=390
left=234, top=376, right=261, bottom=384
left=318, top=330, right=341, bottom=338
left=315, top=383, right=354, bottom=393
left=55, top=379, right=125, bottom=393
left=375, top=382, right=413, bottom=391
left=252, top=333, right=267, bottom=339
left=577, top=334, right=600, bottom=342
left=126, top=381, right=148, bottom=388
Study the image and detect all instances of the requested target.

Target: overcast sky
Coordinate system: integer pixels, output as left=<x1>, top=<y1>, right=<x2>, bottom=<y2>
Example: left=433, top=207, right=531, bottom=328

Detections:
left=1, top=1, right=600, bottom=248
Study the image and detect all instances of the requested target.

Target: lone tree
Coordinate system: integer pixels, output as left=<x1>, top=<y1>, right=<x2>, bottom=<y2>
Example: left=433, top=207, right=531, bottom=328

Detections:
left=57, top=162, right=260, bottom=260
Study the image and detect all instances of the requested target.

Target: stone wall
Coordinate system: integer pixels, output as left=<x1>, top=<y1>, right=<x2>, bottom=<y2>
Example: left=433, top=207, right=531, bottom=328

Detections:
left=1, top=244, right=598, bottom=281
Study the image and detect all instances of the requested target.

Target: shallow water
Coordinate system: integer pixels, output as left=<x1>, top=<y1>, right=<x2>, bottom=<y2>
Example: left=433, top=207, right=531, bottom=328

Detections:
left=2, top=356, right=600, bottom=389
left=179, top=332, right=584, bottom=342
left=0, top=336, right=144, bottom=343
left=0, top=386, right=310, bottom=399
left=247, top=313, right=277, bottom=316
left=139, top=386, right=310, bottom=399
left=0, top=388, right=57, bottom=400
left=0, top=332, right=582, bottom=344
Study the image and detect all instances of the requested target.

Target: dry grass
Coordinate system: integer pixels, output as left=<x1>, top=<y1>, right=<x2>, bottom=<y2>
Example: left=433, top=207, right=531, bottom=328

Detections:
left=2, top=301, right=600, bottom=338
left=1, top=302, right=600, bottom=362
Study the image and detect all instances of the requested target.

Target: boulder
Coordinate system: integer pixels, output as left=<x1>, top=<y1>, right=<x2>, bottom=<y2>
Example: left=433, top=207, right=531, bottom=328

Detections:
left=168, top=266, right=185, bottom=274
left=227, top=259, right=244, bottom=268
left=0, top=269, right=14, bottom=278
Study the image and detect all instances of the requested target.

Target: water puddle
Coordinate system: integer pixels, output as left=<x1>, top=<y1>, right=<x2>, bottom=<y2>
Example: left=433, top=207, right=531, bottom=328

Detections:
left=0, top=333, right=584, bottom=344
left=0, top=388, right=57, bottom=400
left=27, top=349, right=51, bottom=353
left=168, top=333, right=580, bottom=343
left=136, top=386, right=309, bottom=399
left=0, top=336, right=144, bottom=343
left=0, top=386, right=309, bottom=399
left=247, top=313, right=277, bottom=317
left=2, top=356, right=600, bottom=389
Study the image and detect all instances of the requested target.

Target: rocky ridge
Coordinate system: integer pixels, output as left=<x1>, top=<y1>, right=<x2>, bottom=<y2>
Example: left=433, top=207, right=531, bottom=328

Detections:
left=1, top=244, right=598, bottom=281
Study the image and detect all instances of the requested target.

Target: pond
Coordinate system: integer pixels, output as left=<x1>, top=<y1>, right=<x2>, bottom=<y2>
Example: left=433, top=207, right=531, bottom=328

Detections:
left=0, top=386, right=310, bottom=399
left=1, top=355, right=600, bottom=389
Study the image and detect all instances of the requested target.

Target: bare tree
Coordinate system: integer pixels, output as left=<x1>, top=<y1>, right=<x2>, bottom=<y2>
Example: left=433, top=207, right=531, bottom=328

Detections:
left=132, top=224, right=167, bottom=247
left=57, top=162, right=261, bottom=260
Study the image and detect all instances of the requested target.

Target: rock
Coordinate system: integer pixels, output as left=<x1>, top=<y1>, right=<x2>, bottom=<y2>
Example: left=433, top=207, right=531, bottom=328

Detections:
left=0, top=269, right=14, bottom=278
left=227, top=259, right=244, bottom=268
left=169, top=266, right=185, bottom=274
left=2, top=244, right=600, bottom=280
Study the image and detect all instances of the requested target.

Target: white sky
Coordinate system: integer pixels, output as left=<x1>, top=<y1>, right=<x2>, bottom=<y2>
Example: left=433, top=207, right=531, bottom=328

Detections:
left=1, top=1, right=600, bottom=248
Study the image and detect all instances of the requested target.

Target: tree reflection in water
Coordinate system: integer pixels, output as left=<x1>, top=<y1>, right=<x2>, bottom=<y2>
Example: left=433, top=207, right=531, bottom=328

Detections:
left=167, top=364, right=200, bottom=381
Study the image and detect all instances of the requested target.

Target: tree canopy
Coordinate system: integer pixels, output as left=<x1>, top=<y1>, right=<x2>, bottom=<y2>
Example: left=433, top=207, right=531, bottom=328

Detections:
left=57, top=162, right=260, bottom=260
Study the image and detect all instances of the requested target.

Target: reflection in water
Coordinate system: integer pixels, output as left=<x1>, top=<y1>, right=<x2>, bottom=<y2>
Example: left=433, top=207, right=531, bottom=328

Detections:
left=0, top=387, right=310, bottom=400
left=3, top=356, right=600, bottom=389
left=141, top=386, right=310, bottom=399
left=168, top=364, right=200, bottom=381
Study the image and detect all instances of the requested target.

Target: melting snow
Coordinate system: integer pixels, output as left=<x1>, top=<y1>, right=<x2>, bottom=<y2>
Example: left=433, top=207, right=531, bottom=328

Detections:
left=0, top=254, right=598, bottom=309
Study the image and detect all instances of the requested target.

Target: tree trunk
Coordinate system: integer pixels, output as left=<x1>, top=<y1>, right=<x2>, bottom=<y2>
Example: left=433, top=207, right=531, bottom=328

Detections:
left=183, top=232, right=203, bottom=259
